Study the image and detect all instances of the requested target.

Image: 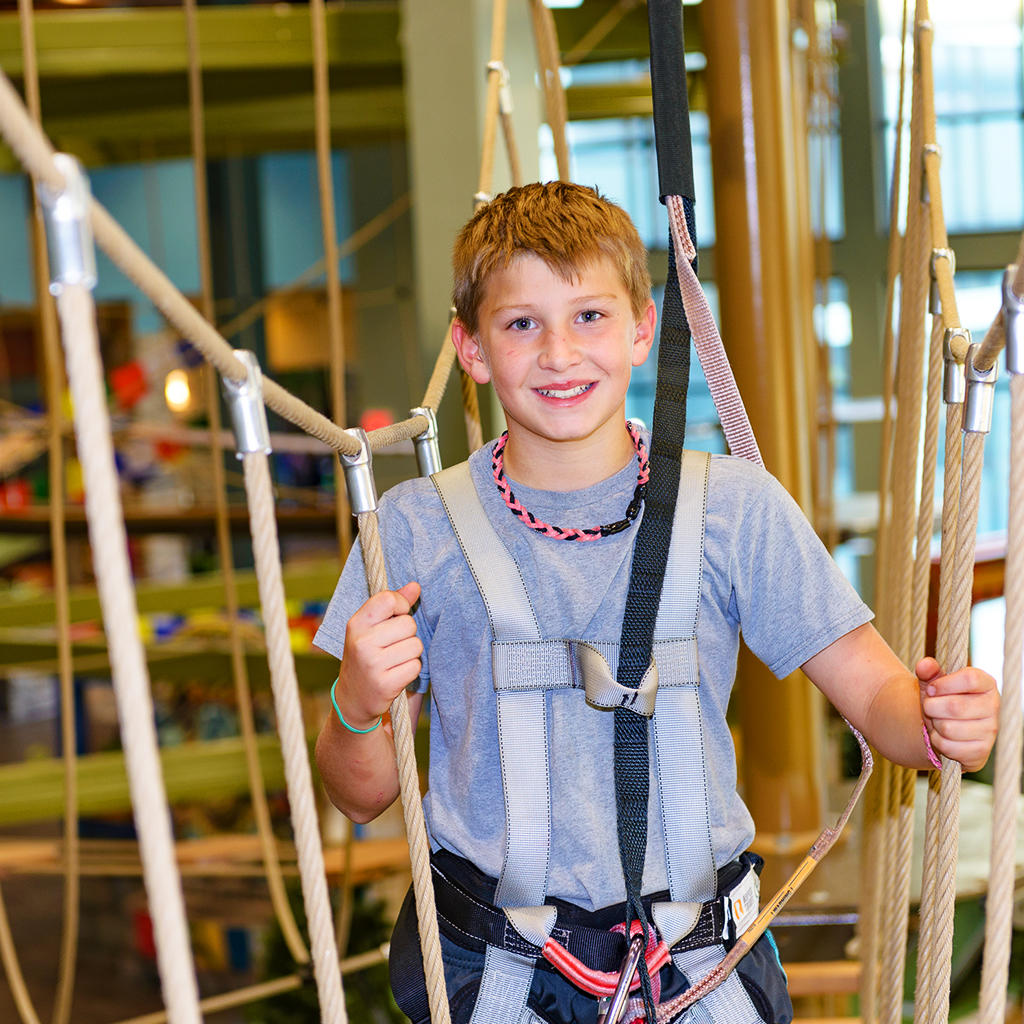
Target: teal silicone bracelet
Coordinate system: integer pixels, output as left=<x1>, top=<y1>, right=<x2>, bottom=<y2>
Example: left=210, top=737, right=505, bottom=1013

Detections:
left=331, top=678, right=383, bottom=734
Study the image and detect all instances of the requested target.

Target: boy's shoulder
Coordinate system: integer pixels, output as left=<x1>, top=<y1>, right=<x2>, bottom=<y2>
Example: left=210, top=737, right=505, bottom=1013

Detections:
left=377, top=443, right=493, bottom=522
left=705, top=451, right=784, bottom=504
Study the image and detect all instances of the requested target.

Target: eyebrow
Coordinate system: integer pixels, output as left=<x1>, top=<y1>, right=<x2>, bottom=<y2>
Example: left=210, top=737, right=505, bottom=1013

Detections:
left=491, top=294, right=619, bottom=314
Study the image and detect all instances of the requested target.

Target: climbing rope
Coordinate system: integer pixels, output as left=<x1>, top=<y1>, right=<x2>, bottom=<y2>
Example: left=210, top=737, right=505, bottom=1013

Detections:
left=528, top=0, right=570, bottom=181
left=353, top=506, right=452, bottom=1024
left=976, top=258, right=1024, bottom=1024
left=6, top=4, right=82, bottom=1024
left=182, top=0, right=311, bottom=969
left=52, top=254, right=202, bottom=1024
left=308, top=0, right=359, bottom=955
left=241, top=446, right=347, bottom=1023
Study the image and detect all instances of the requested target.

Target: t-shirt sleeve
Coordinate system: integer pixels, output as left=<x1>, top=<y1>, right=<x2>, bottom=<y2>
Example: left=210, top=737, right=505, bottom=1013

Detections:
left=312, top=493, right=432, bottom=694
left=724, top=461, right=873, bottom=678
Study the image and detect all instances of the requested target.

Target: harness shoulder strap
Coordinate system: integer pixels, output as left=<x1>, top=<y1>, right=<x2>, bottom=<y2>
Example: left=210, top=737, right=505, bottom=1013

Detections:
left=432, top=461, right=540, bottom=641
left=433, top=461, right=553, bottom=1023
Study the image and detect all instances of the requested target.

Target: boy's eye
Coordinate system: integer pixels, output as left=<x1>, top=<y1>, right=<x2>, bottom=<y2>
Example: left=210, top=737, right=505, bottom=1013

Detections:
left=509, top=316, right=536, bottom=331
left=578, top=309, right=603, bottom=323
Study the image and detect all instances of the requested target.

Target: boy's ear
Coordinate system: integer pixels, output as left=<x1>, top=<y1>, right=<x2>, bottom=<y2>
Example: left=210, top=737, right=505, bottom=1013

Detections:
left=451, top=319, right=492, bottom=385
left=631, top=298, right=657, bottom=367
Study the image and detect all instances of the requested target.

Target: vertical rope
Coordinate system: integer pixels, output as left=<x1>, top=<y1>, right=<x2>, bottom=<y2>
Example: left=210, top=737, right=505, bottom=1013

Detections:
left=242, top=452, right=346, bottom=1023
left=528, top=0, right=571, bottom=181
left=309, top=0, right=357, bottom=956
left=859, top=3, right=909, bottom=999
left=461, top=368, right=484, bottom=452
left=15, top=3, right=79, bottom=1023
left=477, top=0, right=509, bottom=203
left=874, top=33, right=931, bottom=1018
left=355, top=511, right=451, bottom=1024
left=57, top=281, right=201, bottom=1024
left=920, top=433, right=985, bottom=1024
left=0, top=885, right=43, bottom=1024
left=976, top=373, right=1024, bottom=1023
left=912, top=401, right=963, bottom=1024
left=182, top=0, right=310, bottom=967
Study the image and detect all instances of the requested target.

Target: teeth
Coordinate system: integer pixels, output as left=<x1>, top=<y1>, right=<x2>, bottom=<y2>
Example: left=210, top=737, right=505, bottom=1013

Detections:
left=538, top=383, right=591, bottom=398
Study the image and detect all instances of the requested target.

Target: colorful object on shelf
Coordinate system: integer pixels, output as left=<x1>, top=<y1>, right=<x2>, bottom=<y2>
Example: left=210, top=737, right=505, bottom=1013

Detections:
left=154, top=439, right=187, bottom=463
left=110, top=361, right=149, bottom=410
left=0, top=478, right=31, bottom=510
left=359, top=407, right=394, bottom=433
left=65, top=458, right=84, bottom=503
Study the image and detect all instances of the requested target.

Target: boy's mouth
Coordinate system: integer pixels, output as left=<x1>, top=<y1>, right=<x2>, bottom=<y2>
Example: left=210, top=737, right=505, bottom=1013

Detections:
left=535, top=382, right=595, bottom=399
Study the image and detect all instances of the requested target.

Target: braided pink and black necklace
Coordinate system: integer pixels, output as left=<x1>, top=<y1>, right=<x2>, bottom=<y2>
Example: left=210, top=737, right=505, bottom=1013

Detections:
left=491, top=422, right=649, bottom=541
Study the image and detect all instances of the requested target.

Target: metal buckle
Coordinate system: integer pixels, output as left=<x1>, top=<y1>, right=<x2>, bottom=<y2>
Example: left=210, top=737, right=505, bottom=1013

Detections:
left=596, top=932, right=645, bottom=1024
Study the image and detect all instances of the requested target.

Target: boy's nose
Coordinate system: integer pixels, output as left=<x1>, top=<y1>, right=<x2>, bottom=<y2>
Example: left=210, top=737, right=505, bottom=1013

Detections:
left=538, top=329, right=580, bottom=369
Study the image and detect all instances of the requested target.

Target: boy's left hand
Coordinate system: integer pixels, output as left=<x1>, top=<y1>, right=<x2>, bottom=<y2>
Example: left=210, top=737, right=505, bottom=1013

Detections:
left=917, top=657, right=1000, bottom=773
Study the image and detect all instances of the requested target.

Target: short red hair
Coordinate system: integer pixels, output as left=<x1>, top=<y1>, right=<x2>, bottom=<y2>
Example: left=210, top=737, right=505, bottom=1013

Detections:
left=452, top=182, right=652, bottom=334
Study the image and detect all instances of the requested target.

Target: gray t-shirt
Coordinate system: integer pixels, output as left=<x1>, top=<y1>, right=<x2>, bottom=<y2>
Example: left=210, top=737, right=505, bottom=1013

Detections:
left=314, top=440, right=872, bottom=912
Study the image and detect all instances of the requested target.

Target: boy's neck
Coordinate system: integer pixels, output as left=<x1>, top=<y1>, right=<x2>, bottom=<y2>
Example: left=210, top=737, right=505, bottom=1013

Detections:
left=500, top=423, right=637, bottom=492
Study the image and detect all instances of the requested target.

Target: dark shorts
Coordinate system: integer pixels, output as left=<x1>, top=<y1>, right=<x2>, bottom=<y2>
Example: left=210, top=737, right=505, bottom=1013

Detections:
left=389, top=852, right=793, bottom=1024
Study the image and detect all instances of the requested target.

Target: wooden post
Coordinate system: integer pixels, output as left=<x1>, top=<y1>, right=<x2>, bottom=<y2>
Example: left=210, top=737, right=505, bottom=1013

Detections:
left=701, top=0, right=826, bottom=841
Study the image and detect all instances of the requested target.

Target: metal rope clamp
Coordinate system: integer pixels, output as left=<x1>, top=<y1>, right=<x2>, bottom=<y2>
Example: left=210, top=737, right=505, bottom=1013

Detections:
left=1004, top=264, right=1022, bottom=376
left=37, top=154, right=98, bottom=297
left=487, top=59, right=514, bottom=115
left=942, top=328, right=969, bottom=405
left=963, top=342, right=999, bottom=434
left=930, top=246, right=955, bottom=316
left=921, top=142, right=941, bottom=204
left=410, top=406, right=442, bottom=477
left=341, top=427, right=378, bottom=515
left=221, top=350, right=272, bottom=458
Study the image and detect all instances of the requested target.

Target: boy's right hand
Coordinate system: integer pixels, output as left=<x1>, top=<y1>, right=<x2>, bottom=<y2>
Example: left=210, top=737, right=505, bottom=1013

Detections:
left=335, top=581, right=423, bottom=730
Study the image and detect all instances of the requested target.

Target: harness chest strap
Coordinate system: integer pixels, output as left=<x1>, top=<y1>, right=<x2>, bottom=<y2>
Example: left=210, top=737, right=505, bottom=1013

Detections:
left=431, top=449, right=758, bottom=1022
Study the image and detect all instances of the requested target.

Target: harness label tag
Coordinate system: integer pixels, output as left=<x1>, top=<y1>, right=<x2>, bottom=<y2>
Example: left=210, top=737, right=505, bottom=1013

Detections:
left=724, top=866, right=759, bottom=940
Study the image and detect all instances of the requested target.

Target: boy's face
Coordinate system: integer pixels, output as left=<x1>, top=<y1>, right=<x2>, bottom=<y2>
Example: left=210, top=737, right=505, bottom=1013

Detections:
left=452, top=253, right=656, bottom=464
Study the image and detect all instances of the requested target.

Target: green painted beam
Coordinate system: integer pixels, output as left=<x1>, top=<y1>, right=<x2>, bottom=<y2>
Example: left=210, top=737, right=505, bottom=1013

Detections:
left=44, top=84, right=406, bottom=151
left=0, top=1, right=710, bottom=167
left=0, top=734, right=298, bottom=827
left=0, top=2, right=682, bottom=80
left=0, top=4, right=402, bottom=78
left=0, top=561, right=341, bottom=628
left=0, top=636, right=335, bottom=689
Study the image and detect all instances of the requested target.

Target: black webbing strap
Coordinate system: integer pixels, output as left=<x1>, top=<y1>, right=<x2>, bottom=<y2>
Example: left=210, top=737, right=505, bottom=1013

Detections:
left=612, top=5, right=697, bottom=1018
left=613, top=229, right=694, bottom=1019
left=647, top=0, right=695, bottom=204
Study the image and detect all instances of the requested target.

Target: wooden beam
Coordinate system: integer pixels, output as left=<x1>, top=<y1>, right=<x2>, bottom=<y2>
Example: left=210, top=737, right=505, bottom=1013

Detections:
left=0, top=4, right=402, bottom=78
left=0, top=561, right=340, bottom=627
left=0, top=734, right=293, bottom=826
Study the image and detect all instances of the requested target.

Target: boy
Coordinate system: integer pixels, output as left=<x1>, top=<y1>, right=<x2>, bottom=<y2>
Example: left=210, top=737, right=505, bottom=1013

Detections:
left=314, top=182, right=998, bottom=1024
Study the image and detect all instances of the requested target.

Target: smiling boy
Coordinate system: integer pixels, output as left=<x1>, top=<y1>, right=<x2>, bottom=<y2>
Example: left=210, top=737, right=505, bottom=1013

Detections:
left=314, top=182, right=998, bottom=1024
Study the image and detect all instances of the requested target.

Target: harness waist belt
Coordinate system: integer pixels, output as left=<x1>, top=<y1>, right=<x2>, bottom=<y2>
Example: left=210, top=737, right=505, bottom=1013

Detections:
left=430, top=855, right=749, bottom=975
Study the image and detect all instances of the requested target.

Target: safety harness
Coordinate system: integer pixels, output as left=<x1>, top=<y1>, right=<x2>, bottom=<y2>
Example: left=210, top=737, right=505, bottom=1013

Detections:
left=428, top=447, right=764, bottom=1023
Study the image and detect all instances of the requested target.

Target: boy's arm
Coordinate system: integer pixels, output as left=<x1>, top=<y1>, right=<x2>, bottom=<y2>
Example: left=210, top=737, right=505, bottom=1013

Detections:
left=314, top=581, right=425, bottom=823
left=801, top=622, right=998, bottom=772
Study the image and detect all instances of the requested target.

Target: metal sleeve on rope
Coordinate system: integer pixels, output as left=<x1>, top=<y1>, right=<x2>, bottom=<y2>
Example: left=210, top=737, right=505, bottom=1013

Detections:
left=943, top=328, right=968, bottom=405
left=37, top=153, right=97, bottom=296
left=964, top=342, right=999, bottom=433
left=487, top=60, right=514, bottom=114
left=646, top=0, right=694, bottom=203
left=221, top=350, right=272, bottom=458
left=1005, top=264, right=1022, bottom=375
left=921, top=143, right=941, bottom=202
left=929, top=247, right=954, bottom=316
left=340, top=427, right=378, bottom=514
left=410, top=406, right=443, bottom=477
